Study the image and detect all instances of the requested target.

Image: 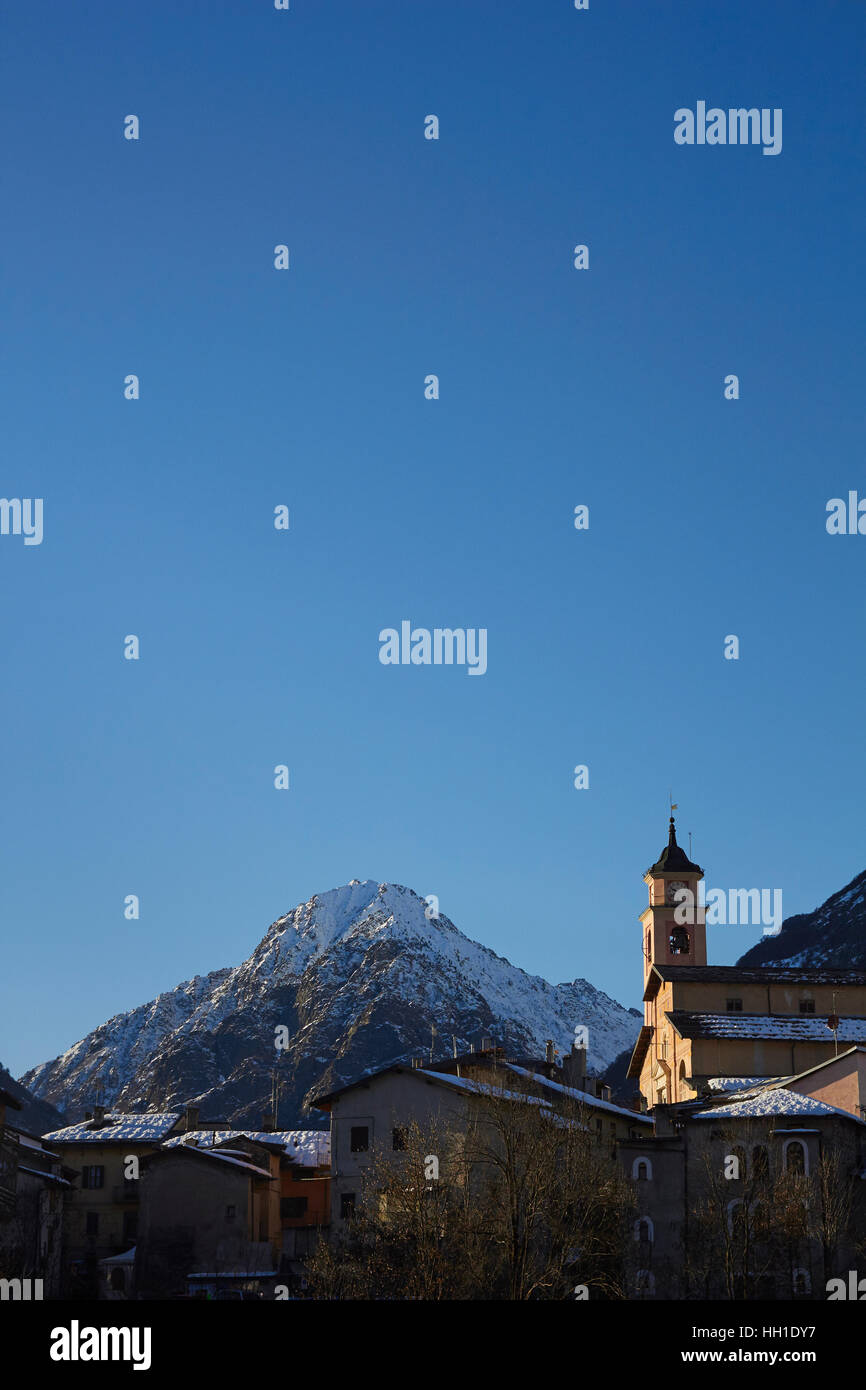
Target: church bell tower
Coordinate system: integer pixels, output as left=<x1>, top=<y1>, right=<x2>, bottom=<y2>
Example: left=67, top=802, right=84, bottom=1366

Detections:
left=640, top=815, right=706, bottom=991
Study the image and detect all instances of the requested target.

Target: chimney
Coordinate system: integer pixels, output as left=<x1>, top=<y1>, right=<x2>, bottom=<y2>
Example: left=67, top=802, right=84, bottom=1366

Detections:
left=261, top=1111, right=276, bottom=1133
left=562, top=1043, right=587, bottom=1092
left=92, top=1104, right=106, bottom=1127
left=84, top=1111, right=93, bottom=1122
left=545, top=1039, right=555, bottom=1066
left=185, top=1105, right=200, bottom=1132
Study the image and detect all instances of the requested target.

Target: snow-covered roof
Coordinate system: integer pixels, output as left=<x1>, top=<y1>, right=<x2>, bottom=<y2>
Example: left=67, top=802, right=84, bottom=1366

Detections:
left=669, top=1012, right=866, bottom=1043
left=99, top=1247, right=136, bottom=1265
left=179, top=1149, right=274, bottom=1179
left=163, top=1129, right=330, bottom=1165
left=691, top=1086, right=864, bottom=1122
left=17, top=1165, right=72, bottom=1186
left=505, top=1065, right=653, bottom=1124
left=43, top=1113, right=182, bottom=1143
left=16, top=1134, right=60, bottom=1157
left=421, top=1070, right=552, bottom=1106
left=705, top=1077, right=781, bottom=1093
left=281, top=1130, right=331, bottom=1165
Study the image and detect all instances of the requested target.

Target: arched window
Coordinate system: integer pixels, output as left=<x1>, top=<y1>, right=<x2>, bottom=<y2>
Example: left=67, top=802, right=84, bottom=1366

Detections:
left=727, top=1198, right=745, bottom=1236
left=634, top=1216, right=654, bottom=1245
left=793, top=1268, right=811, bottom=1296
left=669, top=926, right=690, bottom=955
left=678, top=1060, right=689, bottom=1093
left=632, top=1156, right=653, bottom=1182
left=784, top=1140, right=808, bottom=1176
left=752, top=1145, right=769, bottom=1183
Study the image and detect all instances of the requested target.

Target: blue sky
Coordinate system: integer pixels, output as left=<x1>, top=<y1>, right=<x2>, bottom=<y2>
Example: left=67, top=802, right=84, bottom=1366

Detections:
left=2, top=1, right=864, bottom=1080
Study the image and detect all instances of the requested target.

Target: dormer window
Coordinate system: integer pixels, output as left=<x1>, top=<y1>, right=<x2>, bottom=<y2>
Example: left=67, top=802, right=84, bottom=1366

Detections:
left=669, top=926, right=690, bottom=956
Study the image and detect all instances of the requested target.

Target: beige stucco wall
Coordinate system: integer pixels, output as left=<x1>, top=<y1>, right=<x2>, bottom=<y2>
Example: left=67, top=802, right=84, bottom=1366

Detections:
left=786, top=1051, right=866, bottom=1117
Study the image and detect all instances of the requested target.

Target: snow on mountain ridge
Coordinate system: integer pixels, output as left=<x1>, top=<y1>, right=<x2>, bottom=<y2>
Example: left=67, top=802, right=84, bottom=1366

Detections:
left=20, top=879, right=640, bottom=1126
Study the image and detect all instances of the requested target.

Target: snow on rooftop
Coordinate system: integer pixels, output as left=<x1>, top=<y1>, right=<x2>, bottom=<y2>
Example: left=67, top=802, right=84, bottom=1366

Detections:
left=17, top=1165, right=72, bottom=1186
left=187, top=1149, right=274, bottom=1178
left=99, top=1248, right=136, bottom=1265
left=421, top=1070, right=552, bottom=1106
left=672, top=1012, right=866, bottom=1043
left=505, top=1065, right=653, bottom=1123
left=691, top=1087, right=862, bottom=1121
left=705, top=1077, right=780, bottom=1093
left=163, top=1129, right=330, bottom=1164
left=43, top=1113, right=181, bottom=1143
left=16, top=1134, right=60, bottom=1157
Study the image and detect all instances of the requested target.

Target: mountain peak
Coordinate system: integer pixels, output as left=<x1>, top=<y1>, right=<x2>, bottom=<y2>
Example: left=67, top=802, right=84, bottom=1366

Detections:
left=20, top=881, right=640, bottom=1127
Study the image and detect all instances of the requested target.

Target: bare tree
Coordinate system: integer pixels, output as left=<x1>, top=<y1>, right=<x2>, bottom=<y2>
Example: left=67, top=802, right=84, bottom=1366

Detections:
left=307, top=1073, right=631, bottom=1300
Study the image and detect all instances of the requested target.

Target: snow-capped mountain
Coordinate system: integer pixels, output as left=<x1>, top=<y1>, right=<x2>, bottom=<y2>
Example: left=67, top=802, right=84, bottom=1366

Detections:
left=736, top=869, right=866, bottom=970
left=19, top=880, right=641, bottom=1128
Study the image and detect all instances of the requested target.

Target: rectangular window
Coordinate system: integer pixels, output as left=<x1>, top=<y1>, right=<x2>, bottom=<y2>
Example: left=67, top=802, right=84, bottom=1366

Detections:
left=350, top=1126, right=369, bottom=1153
left=726, top=998, right=743, bottom=1012
left=81, top=1165, right=104, bottom=1190
left=226, top=1204, right=236, bottom=1220
left=392, top=1127, right=407, bottom=1151
left=340, top=1192, right=356, bottom=1220
left=122, top=1211, right=137, bottom=1242
left=280, top=1196, right=308, bottom=1219
left=85, top=1212, right=99, bottom=1235
left=799, top=1000, right=815, bottom=1014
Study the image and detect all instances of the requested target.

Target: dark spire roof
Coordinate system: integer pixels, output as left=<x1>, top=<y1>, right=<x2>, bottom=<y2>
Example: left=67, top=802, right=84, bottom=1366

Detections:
left=647, top=817, right=702, bottom=876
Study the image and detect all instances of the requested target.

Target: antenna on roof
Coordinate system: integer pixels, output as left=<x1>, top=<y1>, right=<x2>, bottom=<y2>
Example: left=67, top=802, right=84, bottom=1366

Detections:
left=688, top=831, right=693, bottom=857
left=430, top=1024, right=437, bottom=1063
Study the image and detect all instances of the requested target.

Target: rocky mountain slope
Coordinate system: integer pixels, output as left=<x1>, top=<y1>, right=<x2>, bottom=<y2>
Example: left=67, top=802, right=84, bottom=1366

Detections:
left=19, top=881, right=641, bottom=1128
left=736, top=869, right=866, bottom=970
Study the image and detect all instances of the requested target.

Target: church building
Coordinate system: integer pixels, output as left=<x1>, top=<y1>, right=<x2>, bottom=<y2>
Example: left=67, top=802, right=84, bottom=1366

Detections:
left=627, top=817, right=866, bottom=1109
